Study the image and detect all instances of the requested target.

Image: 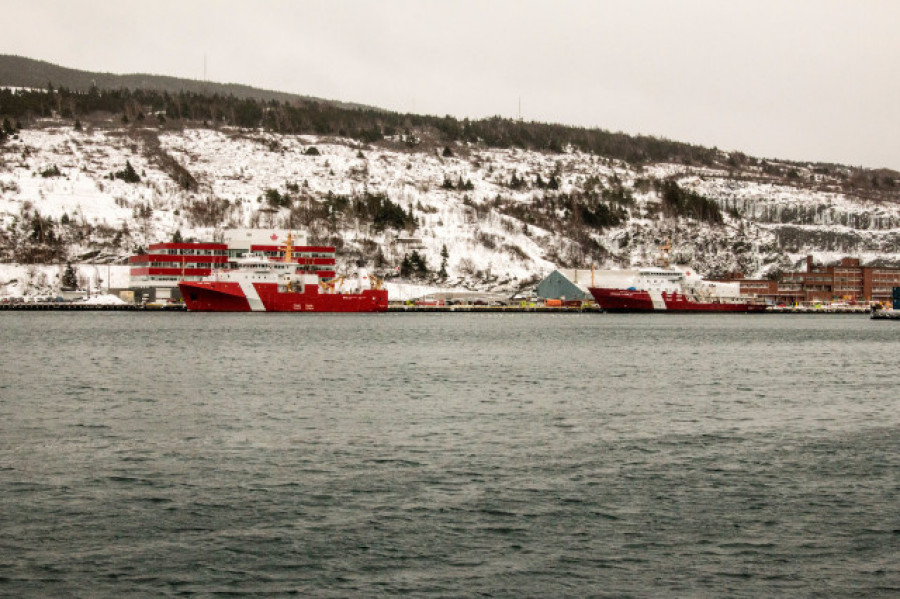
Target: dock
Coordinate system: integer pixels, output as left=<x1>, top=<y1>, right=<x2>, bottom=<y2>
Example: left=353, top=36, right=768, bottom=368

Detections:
left=0, top=302, right=184, bottom=311
left=1, top=302, right=596, bottom=313
left=388, top=304, right=602, bottom=313
left=0, top=301, right=881, bottom=315
left=768, top=305, right=870, bottom=315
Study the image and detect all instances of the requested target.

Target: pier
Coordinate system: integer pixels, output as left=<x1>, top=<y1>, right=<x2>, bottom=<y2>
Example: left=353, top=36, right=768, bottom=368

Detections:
left=0, top=301, right=878, bottom=314
left=388, top=304, right=602, bottom=313
left=0, top=302, right=184, bottom=311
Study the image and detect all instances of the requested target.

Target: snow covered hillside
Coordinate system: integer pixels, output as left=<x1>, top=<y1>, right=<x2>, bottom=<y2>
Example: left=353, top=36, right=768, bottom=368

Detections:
left=2, top=120, right=900, bottom=298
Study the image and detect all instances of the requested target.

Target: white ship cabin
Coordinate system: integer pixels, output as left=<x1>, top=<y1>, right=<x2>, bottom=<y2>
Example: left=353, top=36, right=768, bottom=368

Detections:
left=218, top=252, right=294, bottom=280
left=235, top=252, right=287, bottom=269
left=634, top=267, right=742, bottom=298
left=635, top=268, right=687, bottom=293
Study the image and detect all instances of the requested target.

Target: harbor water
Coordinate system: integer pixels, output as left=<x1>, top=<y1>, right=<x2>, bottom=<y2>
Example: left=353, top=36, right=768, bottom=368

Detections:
left=1, top=313, right=898, bottom=596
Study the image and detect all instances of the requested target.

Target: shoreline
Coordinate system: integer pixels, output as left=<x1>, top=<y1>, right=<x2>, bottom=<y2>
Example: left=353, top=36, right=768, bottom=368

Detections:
left=0, top=302, right=874, bottom=314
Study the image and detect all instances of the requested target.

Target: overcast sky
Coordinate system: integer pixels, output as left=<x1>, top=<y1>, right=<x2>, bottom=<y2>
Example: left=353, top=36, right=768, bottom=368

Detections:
left=3, top=0, right=898, bottom=170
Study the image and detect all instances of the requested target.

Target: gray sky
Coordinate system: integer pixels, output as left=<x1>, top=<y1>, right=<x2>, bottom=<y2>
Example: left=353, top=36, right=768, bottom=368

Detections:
left=4, top=0, right=899, bottom=170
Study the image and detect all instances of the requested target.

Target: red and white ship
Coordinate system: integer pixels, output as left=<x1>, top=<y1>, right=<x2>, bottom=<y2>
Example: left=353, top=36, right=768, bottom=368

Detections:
left=589, top=277, right=767, bottom=313
left=178, top=234, right=388, bottom=312
left=587, top=244, right=766, bottom=313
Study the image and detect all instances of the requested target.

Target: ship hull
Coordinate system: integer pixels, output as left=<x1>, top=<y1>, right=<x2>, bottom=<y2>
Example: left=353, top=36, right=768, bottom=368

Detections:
left=178, top=281, right=388, bottom=312
left=589, top=287, right=767, bottom=313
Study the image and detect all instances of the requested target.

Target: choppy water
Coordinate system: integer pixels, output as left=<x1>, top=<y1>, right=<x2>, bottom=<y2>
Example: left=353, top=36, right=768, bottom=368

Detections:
left=1, top=312, right=898, bottom=597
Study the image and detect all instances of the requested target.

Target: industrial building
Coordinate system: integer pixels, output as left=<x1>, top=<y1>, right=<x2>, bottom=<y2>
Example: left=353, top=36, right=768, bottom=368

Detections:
left=534, top=269, right=594, bottom=302
left=730, top=256, right=900, bottom=305
left=535, top=268, right=637, bottom=303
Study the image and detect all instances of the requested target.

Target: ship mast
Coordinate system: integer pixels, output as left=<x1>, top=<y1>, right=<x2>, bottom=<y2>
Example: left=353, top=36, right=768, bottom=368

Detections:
left=283, top=232, right=293, bottom=264
left=282, top=232, right=296, bottom=292
left=658, top=240, right=671, bottom=268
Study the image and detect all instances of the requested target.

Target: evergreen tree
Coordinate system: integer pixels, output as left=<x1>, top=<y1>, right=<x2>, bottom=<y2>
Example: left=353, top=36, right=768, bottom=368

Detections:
left=439, top=244, right=449, bottom=278
left=264, top=188, right=287, bottom=208
left=172, top=229, right=184, bottom=243
left=62, top=263, right=78, bottom=289
left=41, top=165, right=62, bottom=178
left=400, top=254, right=413, bottom=278
left=114, top=161, right=141, bottom=183
left=410, top=250, right=428, bottom=277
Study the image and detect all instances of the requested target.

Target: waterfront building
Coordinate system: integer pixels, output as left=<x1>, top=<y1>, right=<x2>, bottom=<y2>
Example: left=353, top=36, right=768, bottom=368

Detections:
left=732, top=256, right=900, bottom=305
left=534, top=269, right=596, bottom=302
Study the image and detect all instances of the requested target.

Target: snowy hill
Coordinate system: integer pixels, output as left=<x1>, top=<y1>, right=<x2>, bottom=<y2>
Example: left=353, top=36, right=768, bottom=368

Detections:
left=2, top=119, right=900, bottom=299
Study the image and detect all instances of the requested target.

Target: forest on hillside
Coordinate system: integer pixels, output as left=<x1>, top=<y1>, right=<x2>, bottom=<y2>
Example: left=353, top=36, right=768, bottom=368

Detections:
left=1, top=54, right=897, bottom=191
left=3, top=84, right=898, bottom=202
left=0, top=85, right=725, bottom=167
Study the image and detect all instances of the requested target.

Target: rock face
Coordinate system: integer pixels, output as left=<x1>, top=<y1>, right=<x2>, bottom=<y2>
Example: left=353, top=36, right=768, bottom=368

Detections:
left=2, top=123, right=899, bottom=291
